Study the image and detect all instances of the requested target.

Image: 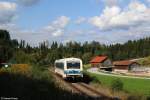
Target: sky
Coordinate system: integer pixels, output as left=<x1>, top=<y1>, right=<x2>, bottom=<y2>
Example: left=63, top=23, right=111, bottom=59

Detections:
left=0, top=0, right=150, bottom=46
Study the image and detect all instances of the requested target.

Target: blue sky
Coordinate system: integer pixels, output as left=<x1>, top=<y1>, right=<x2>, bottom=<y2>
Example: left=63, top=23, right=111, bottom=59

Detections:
left=17, top=0, right=103, bottom=29
left=0, top=0, right=150, bottom=46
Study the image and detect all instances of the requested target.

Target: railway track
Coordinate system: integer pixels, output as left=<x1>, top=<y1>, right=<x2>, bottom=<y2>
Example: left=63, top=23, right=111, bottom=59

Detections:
left=71, top=82, right=114, bottom=100
left=76, top=82, right=109, bottom=97
left=48, top=68, right=116, bottom=100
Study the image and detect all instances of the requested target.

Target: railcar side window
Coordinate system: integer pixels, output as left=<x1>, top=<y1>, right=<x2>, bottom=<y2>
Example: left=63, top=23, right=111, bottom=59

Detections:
left=67, top=62, right=80, bottom=69
left=55, top=63, right=64, bottom=69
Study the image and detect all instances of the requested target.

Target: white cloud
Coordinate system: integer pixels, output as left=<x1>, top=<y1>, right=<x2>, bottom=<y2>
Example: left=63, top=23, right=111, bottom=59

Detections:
left=52, top=29, right=64, bottom=37
left=147, top=0, right=150, bottom=3
left=0, top=2, right=17, bottom=24
left=43, top=16, right=70, bottom=37
left=0, top=16, right=70, bottom=46
left=0, top=2, right=16, bottom=11
left=89, top=6, right=121, bottom=30
left=89, top=1, right=150, bottom=31
left=17, top=0, right=40, bottom=6
left=75, top=17, right=86, bottom=24
left=128, top=1, right=147, bottom=12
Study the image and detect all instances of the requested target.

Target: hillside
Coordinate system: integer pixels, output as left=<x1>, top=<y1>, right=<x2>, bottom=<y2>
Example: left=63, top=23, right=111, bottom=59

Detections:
left=136, top=56, right=150, bottom=66
left=1, top=30, right=150, bottom=65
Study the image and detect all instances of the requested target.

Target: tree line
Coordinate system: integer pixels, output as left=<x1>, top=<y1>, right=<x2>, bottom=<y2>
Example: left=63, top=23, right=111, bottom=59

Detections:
left=0, top=29, right=150, bottom=66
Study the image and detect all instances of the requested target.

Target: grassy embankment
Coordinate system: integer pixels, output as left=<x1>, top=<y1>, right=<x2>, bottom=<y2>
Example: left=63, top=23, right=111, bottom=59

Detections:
left=83, top=64, right=150, bottom=99
left=89, top=72, right=150, bottom=95
left=0, top=64, right=98, bottom=100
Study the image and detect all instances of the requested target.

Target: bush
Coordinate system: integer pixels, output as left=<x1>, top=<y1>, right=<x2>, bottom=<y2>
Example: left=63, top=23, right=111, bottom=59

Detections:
left=111, top=78, right=123, bottom=91
left=92, top=76, right=101, bottom=84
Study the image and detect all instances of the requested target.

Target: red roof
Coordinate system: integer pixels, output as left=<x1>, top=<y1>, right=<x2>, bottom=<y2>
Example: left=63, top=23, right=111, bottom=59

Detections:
left=113, top=60, right=137, bottom=66
left=90, top=56, right=108, bottom=63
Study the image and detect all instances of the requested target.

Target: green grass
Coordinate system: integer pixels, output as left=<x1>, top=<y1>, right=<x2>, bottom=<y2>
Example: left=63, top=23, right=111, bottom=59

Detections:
left=88, top=72, right=150, bottom=96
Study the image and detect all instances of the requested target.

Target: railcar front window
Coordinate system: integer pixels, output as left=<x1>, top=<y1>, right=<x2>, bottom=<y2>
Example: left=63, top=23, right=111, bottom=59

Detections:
left=67, top=62, right=80, bottom=69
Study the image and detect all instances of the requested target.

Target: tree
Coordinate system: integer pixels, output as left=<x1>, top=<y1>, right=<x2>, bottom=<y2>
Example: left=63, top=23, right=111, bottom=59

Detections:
left=82, top=53, right=92, bottom=64
left=13, top=50, right=33, bottom=64
left=0, top=30, right=13, bottom=62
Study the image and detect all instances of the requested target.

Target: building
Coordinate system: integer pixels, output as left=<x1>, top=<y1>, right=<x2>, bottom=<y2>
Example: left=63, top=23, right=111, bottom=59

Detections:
left=90, top=55, right=113, bottom=71
left=113, top=60, right=140, bottom=72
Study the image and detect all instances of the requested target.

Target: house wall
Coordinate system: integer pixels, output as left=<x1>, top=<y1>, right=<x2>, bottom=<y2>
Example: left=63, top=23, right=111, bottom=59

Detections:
left=114, top=65, right=128, bottom=72
left=129, top=63, right=139, bottom=71
left=114, top=62, right=140, bottom=72
left=91, top=63, right=100, bottom=67
left=91, top=59, right=113, bottom=71
left=102, top=59, right=112, bottom=67
left=114, top=65, right=128, bottom=70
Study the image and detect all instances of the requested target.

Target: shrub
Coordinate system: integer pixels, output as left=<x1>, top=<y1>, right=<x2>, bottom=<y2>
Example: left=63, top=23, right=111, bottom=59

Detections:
left=92, top=76, right=101, bottom=84
left=111, top=78, right=123, bottom=91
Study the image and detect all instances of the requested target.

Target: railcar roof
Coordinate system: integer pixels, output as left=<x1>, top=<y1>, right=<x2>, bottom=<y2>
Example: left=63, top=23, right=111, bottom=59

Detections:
left=55, top=57, right=81, bottom=63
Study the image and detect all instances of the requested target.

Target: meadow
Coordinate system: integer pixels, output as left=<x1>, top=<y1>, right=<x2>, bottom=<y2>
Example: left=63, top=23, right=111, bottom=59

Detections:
left=89, top=72, right=150, bottom=96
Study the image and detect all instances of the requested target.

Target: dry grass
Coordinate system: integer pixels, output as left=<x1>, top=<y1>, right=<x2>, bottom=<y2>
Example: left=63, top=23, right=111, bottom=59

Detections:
left=90, top=82, right=129, bottom=100
left=11, top=64, right=31, bottom=74
left=0, top=64, right=31, bottom=76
